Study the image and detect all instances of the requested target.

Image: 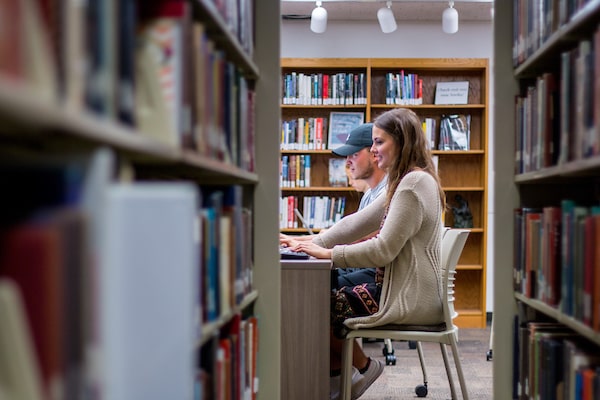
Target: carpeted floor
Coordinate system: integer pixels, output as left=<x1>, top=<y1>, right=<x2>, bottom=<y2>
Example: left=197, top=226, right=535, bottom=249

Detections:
left=359, top=327, right=493, bottom=399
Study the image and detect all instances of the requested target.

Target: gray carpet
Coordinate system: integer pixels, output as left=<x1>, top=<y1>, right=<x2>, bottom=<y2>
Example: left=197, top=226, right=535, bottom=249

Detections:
left=359, top=327, right=493, bottom=399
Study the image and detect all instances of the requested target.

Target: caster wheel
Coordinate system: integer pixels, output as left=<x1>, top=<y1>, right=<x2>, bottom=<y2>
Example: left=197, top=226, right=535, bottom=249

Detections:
left=382, top=347, right=394, bottom=357
left=486, top=349, right=493, bottom=361
left=415, top=384, right=428, bottom=397
left=408, top=340, right=417, bottom=349
left=385, top=354, right=396, bottom=365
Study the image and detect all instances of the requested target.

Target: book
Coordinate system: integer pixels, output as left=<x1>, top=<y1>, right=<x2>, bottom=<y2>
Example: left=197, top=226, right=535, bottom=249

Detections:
left=57, top=0, right=89, bottom=111
left=592, top=210, right=600, bottom=331
left=0, top=279, right=45, bottom=400
left=558, top=49, right=576, bottom=164
left=438, top=114, right=471, bottom=150
left=134, top=28, right=178, bottom=146
left=0, top=216, right=66, bottom=399
left=329, top=158, right=348, bottom=187
left=22, top=0, right=58, bottom=100
left=201, top=204, right=220, bottom=322
left=135, top=5, right=185, bottom=147
left=85, top=0, right=117, bottom=117
left=524, top=211, right=542, bottom=298
left=98, top=183, right=199, bottom=399
left=541, top=206, right=561, bottom=306
left=115, top=0, right=137, bottom=126
left=562, top=339, right=600, bottom=400
left=0, top=0, right=24, bottom=81
left=219, top=213, right=233, bottom=317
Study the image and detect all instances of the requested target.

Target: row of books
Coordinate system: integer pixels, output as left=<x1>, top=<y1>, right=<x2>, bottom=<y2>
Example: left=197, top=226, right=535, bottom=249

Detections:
left=0, top=150, right=202, bottom=399
left=514, top=201, right=600, bottom=330
left=280, top=195, right=347, bottom=230
left=280, top=154, right=312, bottom=188
left=512, top=0, right=594, bottom=67
left=281, top=117, right=328, bottom=151
left=281, top=115, right=463, bottom=152
left=0, top=149, right=256, bottom=399
left=208, top=0, right=255, bottom=57
left=515, top=320, right=600, bottom=400
left=514, top=27, right=600, bottom=173
left=384, top=71, right=423, bottom=105
left=0, top=0, right=256, bottom=171
left=197, top=313, right=259, bottom=400
left=281, top=71, right=368, bottom=105
left=200, top=186, right=254, bottom=325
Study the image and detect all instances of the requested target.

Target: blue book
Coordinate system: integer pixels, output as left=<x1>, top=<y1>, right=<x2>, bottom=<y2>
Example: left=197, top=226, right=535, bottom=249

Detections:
left=201, top=205, right=220, bottom=322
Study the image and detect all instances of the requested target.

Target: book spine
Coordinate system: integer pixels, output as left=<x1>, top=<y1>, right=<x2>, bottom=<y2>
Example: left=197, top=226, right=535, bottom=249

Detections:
left=304, top=155, right=311, bottom=187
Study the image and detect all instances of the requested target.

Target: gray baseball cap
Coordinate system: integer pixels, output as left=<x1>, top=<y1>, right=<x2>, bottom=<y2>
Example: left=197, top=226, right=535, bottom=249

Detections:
left=332, top=123, right=374, bottom=157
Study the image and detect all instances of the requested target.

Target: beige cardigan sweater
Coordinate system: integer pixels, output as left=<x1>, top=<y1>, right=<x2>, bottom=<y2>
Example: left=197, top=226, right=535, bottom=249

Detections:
left=313, top=170, right=444, bottom=329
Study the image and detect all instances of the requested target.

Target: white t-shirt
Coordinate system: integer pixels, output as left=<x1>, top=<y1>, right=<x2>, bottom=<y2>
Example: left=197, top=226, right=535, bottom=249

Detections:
left=358, top=175, right=388, bottom=211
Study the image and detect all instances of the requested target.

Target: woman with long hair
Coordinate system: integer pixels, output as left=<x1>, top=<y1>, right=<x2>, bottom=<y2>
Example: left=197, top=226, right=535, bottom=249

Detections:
left=281, top=108, right=446, bottom=400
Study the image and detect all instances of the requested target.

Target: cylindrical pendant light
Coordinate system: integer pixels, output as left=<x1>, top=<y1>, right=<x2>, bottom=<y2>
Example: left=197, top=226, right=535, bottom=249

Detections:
left=377, top=1, right=397, bottom=34
left=442, top=1, right=459, bottom=34
left=310, top=1, right=328, bottom=33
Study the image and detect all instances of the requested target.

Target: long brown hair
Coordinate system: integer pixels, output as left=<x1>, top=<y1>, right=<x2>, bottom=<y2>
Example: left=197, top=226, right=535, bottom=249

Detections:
left=373, top=108, right=446, bottom=211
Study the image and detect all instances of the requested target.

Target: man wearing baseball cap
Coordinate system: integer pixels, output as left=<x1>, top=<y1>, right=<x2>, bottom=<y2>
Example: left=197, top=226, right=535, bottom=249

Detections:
left=279, top=123, right=387, bottom=286
left=331, top=123, right=387, bottom=288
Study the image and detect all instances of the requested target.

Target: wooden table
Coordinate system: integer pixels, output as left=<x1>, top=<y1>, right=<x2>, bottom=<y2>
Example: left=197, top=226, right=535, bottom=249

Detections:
left=281, top=258, right=332, bottom=400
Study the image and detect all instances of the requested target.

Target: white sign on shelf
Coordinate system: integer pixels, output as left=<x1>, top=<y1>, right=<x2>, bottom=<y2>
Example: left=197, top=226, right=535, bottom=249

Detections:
left=434, top=81, right=469, bottom=105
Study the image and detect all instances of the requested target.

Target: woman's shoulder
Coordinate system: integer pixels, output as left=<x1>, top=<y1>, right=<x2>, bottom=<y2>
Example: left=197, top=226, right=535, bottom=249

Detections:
left=400, top=170, right=435, bottom=187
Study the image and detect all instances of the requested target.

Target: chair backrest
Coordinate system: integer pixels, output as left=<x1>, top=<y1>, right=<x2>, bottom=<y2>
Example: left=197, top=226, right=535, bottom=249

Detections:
left=440, top=229, right=469, bottom=327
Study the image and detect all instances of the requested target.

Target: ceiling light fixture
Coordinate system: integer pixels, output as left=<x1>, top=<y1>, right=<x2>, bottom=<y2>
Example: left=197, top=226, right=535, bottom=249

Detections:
left=442, top=0, right=459, bottom=34
left=377, top=1, right=397, bottom=34
left=310, top=0, right=327, bottom=33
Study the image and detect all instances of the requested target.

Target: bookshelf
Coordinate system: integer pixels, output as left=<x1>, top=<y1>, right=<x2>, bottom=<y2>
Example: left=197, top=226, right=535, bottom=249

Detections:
left=494, top=2, right=600, bottom=398
left=0, top=1, right=281, bottom=400
left=281, top=58, right=489, bottom=328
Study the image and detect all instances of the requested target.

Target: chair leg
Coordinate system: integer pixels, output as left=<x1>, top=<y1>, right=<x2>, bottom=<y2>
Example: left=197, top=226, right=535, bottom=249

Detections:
left=415, top=341, right=428, bottom=386
left=340, top=336, right=355, bottom=400
left=439, top=343, right=458, bottom=399
left=449, top=337, right=469, bottom=400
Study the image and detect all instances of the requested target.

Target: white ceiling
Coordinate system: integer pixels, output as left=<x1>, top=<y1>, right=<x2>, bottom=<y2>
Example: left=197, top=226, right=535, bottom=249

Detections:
left=281, top=0, right=494, bottom=22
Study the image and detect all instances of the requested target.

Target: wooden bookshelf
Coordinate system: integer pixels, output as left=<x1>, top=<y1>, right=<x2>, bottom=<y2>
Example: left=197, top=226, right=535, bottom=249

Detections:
left=493, top=2, right=600, bottom=398
left=281, top=58, right=489, bottom=328
left=0, top=1, right=281, bottom=399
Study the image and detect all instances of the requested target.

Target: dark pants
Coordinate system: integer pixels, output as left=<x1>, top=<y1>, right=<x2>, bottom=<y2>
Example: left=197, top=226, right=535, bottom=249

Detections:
left=332, top=267, right=376, bottom=290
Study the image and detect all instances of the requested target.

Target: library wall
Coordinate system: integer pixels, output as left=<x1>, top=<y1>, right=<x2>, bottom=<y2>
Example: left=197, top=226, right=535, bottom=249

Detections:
left=281, top=19, right=496, bottom=312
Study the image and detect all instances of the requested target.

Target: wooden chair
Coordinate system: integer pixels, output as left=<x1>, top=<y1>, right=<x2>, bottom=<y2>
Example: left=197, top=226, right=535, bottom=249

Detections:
left=340, top=229, right=470, bottom=399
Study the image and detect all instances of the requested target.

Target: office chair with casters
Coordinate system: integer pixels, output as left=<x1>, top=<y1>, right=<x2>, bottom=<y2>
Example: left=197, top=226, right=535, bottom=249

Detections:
left=339, top=229, right=470, bottom=400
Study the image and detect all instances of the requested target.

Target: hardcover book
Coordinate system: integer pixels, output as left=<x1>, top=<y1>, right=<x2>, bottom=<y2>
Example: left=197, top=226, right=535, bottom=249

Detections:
left=328, top=158, right=348, bottom=187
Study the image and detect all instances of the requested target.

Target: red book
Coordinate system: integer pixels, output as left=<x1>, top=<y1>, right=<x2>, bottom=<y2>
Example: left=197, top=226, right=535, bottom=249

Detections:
left=315, top=117, right=323, bottom=150
left=216, top=338, right=232, bottom=400
left=287, top=196, right=294, bottom=229
left=581, top=367, right=596, bottom=400
left=323, top=74, right=329, bottom=104
left=542, top=206, right=561, bottom=305
left=0, top=0, right=23, bottom=80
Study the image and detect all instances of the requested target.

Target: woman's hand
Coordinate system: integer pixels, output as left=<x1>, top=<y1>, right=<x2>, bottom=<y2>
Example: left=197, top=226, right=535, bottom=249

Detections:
left=293, top=242, right=332, bottom=260
left=280, top=233, right=313, bottom=246
left=279, top=233, right=300, bottom=249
